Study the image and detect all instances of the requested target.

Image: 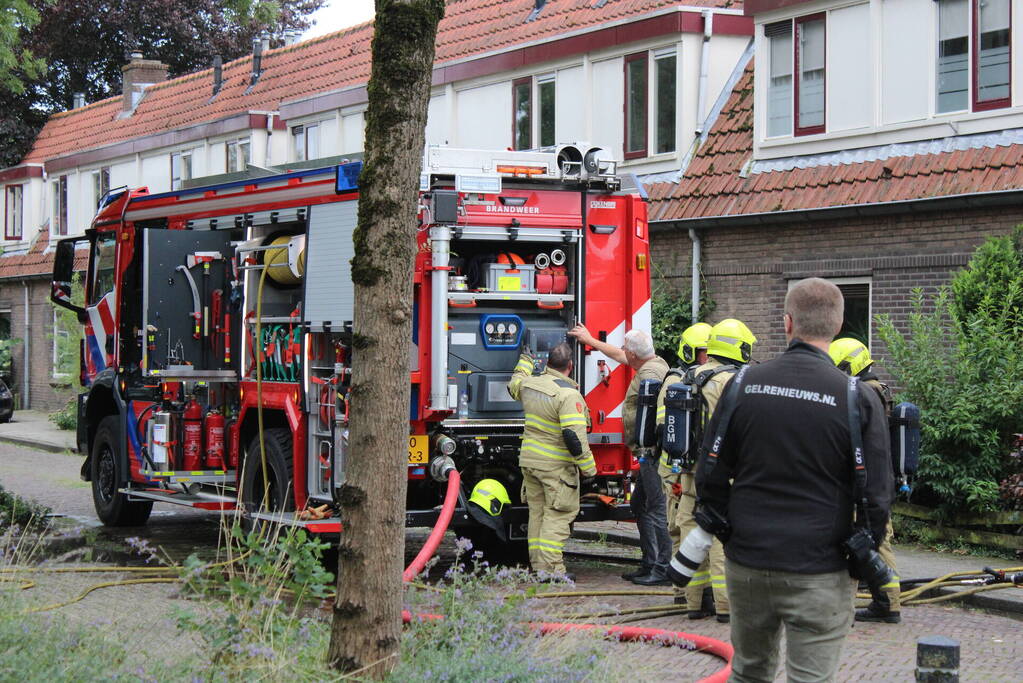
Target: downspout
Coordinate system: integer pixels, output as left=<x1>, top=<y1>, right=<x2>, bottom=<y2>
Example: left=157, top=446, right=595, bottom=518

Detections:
left=429, top=225, right=451, bottom=411
left=689, top=228, right=701, bottom=320
left=695, top=10, right=714, bottom=135
left=22, top=281, right=29, bottom=408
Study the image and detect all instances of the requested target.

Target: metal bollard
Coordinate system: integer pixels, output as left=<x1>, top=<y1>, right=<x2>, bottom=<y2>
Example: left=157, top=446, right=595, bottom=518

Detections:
left=915, top=635, right=960, bottom=682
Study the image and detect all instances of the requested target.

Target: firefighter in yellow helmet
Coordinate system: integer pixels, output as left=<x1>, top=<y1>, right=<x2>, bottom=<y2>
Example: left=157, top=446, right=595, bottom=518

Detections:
left=830, top=337, right=900, bottom=624
left=675, top=318, right=756, bottom=622
left=655, top=322, right=712, bottom=605
left=508, top=341, right=596, bottom=579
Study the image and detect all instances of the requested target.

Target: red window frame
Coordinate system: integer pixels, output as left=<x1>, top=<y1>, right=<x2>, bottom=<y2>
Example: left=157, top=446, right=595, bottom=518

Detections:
left=53, top=176, right=68, bottom=237
left=623, top=52, right=648, bottom=160
left=793, top=12, right=826, bottom=137
left=972, top=0, right=1012, bottom=112
left=512, top=76, right=532, bottom=150
left=3, top=185, right=22, bottom=240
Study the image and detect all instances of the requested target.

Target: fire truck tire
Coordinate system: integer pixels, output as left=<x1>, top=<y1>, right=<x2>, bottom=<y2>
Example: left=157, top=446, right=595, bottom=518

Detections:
left=91, top=415, right=153, bottom=526
left=240, top=427, right=295, bottom=515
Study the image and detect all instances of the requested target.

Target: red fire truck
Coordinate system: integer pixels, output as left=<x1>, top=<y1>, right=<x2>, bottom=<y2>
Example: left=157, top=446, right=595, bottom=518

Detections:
left=51, top=144, right=651, bottom=554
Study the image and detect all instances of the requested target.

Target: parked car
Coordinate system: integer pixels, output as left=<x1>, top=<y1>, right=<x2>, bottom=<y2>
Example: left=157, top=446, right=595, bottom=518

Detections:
left=0, top=379, right=13, bottom=423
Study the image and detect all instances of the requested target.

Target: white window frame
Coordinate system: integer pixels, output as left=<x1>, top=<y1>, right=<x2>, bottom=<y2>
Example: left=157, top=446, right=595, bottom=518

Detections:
left=52, top=308, right=70, bottom=380
left=92, top=167, right=110, bottom=209
left=5, top=184, right=23, bottom=241
left=170, top=151, right=192, bottom=191
left=292, top=121, right=322, bottom=162
left=52, top=176, right=68, bottom=237
left=652, top=47, right=678, bottom=156
left=226, top=138, right=251, bottom=173
left=787, top=275, right=872, bottom=347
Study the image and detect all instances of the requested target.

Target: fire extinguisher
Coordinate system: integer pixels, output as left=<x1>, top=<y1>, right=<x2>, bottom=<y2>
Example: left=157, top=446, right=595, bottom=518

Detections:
left=204, top=409, right=225, bottom=470
left=182, top=397, right=203, bottom=470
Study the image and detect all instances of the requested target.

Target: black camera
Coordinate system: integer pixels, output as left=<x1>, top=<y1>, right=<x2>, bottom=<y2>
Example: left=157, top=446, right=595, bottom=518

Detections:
left=842, top=527, right=893, bottom=590
left=667, top=504, right=731, bottom=588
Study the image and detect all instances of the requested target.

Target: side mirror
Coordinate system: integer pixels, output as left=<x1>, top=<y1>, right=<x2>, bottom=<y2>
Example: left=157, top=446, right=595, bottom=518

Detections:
left=51, top=237, right=87, bottom=322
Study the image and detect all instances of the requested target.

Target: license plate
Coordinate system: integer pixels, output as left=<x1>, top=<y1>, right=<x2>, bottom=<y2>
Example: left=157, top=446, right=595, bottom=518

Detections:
left=408, top=435, right=428, bottom=464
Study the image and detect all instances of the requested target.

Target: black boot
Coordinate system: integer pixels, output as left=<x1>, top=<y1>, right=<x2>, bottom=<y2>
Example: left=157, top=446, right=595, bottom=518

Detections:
left=631, top=567, right=671, bottom=586
left=621, top=565, right=651, bottom=581
left=688, top=587, right=717, bottom=619
left=855, top=594, right=900, bottom=624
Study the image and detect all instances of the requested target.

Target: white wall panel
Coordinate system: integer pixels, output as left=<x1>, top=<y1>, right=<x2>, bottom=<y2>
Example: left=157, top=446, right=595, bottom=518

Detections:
left=141, top=154, right=169, bottom=193
left=318, top=118, right=338, bottom=156
left=341, top=112, right=364, bottom=154
left=880, top=0, right=931, bottom=124
left=828, top=3, right=872, bottom=131
left=591, top=58, right=623, bottom=155
left=455, top=81, right=510, bottom=149
left=556, top=65, right=585, bottom=143
left=425, top=93, right=449, bottom=146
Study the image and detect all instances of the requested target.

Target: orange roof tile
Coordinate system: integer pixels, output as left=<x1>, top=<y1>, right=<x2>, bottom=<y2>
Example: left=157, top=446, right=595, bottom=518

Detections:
left=648, top=60, right=1023, bottom=222
left=26, top=0, right=742, bottom=165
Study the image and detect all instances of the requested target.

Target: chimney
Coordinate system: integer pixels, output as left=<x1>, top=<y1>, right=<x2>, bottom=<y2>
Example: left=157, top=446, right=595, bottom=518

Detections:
left=260, top=33, right=271, bottom=53
left=212, top=55, right=223, bottom=97
left=121, top=52, right=168, bottom=112
left=250, top=38, right=263, bottom=89
left=72, top=92, right=85, bottom=109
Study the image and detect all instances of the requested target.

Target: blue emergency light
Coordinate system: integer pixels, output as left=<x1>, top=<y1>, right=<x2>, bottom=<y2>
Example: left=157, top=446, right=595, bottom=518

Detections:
left=335, top=161, right=363, bottom=193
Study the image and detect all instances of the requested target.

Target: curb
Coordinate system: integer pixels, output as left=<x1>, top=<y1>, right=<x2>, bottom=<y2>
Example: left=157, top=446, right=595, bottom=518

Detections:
left=0, top=433, right=76, bottom=454
left=572, top=527, right=1023, bottom=618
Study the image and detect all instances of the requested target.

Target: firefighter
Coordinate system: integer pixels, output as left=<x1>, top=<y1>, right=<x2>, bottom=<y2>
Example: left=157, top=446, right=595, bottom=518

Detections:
left=676, top=318, right=756, bottom=622
left=656, top=322, right=712, bottom=604
left=508, top=341, right=596, bottom=579
left=830, top=337, right=901, bottom=624
left=569, top=325, right=671, bottom=585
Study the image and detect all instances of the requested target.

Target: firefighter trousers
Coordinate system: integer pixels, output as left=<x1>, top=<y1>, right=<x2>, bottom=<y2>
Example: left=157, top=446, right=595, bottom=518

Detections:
left=521, top=465, right=580, bottom=575
left=870, top=518, right=900, bottom=611
left=662, top=471, right=686, bottom=603
left=676, top=472, right=729, bottom=615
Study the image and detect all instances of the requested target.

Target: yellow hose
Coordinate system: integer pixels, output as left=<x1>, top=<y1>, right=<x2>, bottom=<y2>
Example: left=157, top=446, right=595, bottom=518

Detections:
left=24, top=578, right=179, bottom=614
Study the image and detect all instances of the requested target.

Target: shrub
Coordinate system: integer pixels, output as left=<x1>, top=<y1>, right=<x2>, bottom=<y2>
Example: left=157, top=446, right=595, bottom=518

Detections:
left=47, top=398, right=77, bottom=431
left=877, top=228, right=1023, bottom=516
left=0, top=482, right=50, bottom=530
left=650, top=270, right=714, bottom=363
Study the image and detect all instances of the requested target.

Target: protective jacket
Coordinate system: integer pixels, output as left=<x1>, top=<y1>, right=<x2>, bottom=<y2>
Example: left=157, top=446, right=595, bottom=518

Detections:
left=508, top=355, right=596, bottom=476
left=696, top=340, right=892, bottom=574
left=860, top=372, right=893, bottom=418
left=624, top=355, right=670, bottom=451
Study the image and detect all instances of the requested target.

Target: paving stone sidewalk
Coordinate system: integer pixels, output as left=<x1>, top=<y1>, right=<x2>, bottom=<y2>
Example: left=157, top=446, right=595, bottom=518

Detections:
left=0, top=410, right=77, bottom=453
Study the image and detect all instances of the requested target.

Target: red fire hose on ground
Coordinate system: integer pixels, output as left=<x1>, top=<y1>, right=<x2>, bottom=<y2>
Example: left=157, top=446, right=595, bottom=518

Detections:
left=400, top=469, right=734, bottom=683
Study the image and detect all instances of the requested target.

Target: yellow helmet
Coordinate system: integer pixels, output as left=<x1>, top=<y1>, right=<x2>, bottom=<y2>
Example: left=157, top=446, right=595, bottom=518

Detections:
left=468, top=478, right=511, bottom=517
left=677, top=322, right=713, bottom=364
left=829, top=337, right=872, bottom=376
left=707, top=319, right=756, bottom=363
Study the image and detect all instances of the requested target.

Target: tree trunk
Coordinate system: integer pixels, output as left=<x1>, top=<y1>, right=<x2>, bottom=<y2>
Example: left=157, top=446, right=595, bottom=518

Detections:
left=327, top=0, right=444, bottom=678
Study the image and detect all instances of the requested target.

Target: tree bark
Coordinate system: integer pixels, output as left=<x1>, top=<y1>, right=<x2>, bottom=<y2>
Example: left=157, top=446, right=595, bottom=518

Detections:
left=327, top=0, right=444, bottom=678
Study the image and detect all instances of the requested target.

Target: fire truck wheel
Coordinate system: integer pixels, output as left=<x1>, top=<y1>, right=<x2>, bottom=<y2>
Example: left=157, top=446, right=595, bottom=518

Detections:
left=240, top=427, right=295, bottom=516
left=91, top=415, right=153, bottom=526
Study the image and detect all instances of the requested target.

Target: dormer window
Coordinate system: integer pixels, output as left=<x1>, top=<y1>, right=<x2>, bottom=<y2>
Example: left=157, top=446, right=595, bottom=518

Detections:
left=766, top=14, right=825, bottom=138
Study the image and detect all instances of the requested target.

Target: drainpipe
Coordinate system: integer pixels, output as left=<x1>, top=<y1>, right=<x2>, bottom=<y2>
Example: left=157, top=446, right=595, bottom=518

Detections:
left=695, top=10, right=714, bottom=135
left=689, top=229, right=701, bottom=320
left=22, top=281, right=29, bottom=408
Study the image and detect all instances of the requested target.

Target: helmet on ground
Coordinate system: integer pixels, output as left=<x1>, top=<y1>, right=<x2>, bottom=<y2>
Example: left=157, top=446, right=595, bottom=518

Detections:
left=677, top=322, right=712, bottom=365
left=829, top=337, right=872, bottom=376
left=469, top=478, right=511, bottom=517
left=707, top=319, right=756, bottom=364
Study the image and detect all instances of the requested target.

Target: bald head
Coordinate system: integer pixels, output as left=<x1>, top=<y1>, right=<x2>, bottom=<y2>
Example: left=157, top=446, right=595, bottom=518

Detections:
left=784, top=278, right=844, bottom=343
left=548, top=342, right=573, bottom=372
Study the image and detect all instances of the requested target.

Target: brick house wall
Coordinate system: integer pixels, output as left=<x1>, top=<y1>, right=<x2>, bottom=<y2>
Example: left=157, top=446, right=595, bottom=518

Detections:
left=0, top=276, right=78, bottom=413
left=650, top=205, right=1023, bottom=384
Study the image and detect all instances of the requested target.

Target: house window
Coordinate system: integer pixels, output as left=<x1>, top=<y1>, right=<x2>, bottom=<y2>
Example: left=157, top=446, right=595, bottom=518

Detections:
left=5, top=185, right=23, bottom=240
left=92, top=167, right=110, bottom=208
left=975, top=0, right=1011, bottom=110
left=833, top=278, right=872, bottom=347
left=170, top=152, right=192, bottom=191
left=512, top=77, right=532, bottom=150
left=795, top=14, right=826, bottom=136
left=226, top=139, right=251, bottom=173
left=538, top=76, right=556, bottom=148
left=52, top=176, right=68, bottom=236
left=937, top=0, right=1011, bottom=113
left=292, top=123, right=320, bottom=162
left=654, top=51, right=677, bottom=154
left=766, top=21, right=794, bottom=137
left=511, top=76, right=556, bottom=150
left=624, top=52, right=648, bottom=159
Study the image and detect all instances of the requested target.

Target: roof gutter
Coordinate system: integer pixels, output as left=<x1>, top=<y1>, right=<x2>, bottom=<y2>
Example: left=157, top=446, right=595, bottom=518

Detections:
left=650, top=186, right=1023, bottom=232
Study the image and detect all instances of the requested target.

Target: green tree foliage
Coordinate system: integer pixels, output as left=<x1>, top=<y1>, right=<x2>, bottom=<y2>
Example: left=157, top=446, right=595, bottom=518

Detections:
left=0, top=0, right=325, bottom=167
left=0, top=0, right=44, bottom=93
left=48, top=273, right=84, bottom=429
left=877, top=227, right=1023, bottom=516
left=650, top=271, right=714, bottom=363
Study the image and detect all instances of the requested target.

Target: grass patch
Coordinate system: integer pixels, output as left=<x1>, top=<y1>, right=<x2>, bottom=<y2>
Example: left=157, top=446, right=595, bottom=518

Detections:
left=0, top=483, right=50, bottom=531
left=895, top=517, right=1020, bottom=561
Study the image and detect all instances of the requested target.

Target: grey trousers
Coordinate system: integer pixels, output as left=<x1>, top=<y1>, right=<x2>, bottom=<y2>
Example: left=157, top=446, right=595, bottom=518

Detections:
left=629, top=454, right=671, bottom=569
left=726, top=558, right=855, bottom=683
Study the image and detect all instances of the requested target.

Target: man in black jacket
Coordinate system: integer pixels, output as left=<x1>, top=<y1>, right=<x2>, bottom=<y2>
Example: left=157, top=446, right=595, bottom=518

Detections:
left=695, top=278, right=892, bottom=683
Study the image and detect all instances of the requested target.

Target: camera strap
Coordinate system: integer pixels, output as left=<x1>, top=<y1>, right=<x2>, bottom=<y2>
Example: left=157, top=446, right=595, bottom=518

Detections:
left=697, top=363, right=749, bottom=480
left=846, top=376, right=874, bottom=533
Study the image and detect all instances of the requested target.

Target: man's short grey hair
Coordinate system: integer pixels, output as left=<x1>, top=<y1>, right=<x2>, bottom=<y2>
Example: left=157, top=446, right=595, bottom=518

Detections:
left=548, top=342, right=573, bottom=372
left=785, top=278, right=844, bottom=341
left=623, top=329, right=655, bottom=359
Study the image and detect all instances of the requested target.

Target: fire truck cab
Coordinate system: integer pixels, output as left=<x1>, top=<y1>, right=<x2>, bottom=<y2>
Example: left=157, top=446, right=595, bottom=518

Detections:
left=51, top=144, right=651, bottom=554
